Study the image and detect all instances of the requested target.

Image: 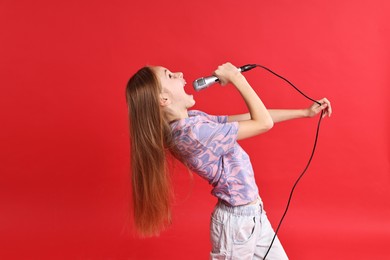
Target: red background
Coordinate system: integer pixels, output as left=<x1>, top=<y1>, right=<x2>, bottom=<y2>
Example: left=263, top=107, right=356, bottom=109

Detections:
left=1, top=0, right=389, bottom=259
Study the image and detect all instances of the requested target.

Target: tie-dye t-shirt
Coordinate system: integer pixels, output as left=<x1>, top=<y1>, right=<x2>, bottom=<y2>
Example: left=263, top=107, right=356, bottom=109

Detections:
left=170, top=110, right=259, bottom=206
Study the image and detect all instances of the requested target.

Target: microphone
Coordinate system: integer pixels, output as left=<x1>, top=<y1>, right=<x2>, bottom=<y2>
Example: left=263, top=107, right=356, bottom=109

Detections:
left=193, top=64, right=257, bottom=91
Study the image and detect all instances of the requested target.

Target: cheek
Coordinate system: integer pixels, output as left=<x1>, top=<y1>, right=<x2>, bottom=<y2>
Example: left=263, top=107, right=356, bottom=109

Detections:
left=160, top=80, right=170, bottom=92
left=172, top=85, right=185, bottom=97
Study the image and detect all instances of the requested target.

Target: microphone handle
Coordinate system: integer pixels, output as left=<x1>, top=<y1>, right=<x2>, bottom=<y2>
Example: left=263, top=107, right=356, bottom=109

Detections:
left=193, top=64, right=257, bottom=91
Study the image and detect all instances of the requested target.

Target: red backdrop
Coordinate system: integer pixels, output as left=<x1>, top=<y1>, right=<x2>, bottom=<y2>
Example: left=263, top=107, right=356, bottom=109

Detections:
left=1, top=0, right=389, bottom=259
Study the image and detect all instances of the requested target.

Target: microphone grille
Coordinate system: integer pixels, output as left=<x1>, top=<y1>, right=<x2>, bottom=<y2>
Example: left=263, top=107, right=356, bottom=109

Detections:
left=195, top=78, right=205, bottom=86
left=193, top=78, right=206, bottom=91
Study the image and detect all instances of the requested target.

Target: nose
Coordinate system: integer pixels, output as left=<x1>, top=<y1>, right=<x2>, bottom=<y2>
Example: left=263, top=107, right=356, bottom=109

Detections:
left=175, top=72, right=183, bottom=78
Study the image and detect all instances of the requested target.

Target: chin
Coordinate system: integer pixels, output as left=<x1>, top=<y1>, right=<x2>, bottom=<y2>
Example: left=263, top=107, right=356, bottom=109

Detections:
left=186, top=99, right=196, bottom=109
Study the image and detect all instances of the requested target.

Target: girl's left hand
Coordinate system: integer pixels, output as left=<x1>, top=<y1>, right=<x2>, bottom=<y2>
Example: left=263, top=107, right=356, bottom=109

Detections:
left=307, top=97, right=332, bottom=118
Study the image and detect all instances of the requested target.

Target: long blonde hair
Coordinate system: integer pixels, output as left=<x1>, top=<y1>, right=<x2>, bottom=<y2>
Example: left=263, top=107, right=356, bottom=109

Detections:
left=125, top=67, right=175, bottom=237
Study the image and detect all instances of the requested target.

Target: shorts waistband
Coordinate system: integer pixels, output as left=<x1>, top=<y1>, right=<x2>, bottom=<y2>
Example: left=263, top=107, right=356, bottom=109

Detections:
left=215, top=198, right=263, bottom=217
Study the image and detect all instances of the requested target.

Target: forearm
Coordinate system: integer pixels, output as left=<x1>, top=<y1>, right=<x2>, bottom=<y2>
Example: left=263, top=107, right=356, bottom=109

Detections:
left=232, top=75, right=273, bottom=129
left=268, top=109, right=309, bottom=123
left=228, top=109, right=308, bottom=123
left=215, top=62, right=274, bottom=140
left=227, top=98, right=331, bottom=123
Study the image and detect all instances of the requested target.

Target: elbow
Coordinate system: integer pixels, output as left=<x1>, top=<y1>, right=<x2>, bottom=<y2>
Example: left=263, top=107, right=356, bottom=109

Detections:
left=255, top=118, right=273, bottom=134
left=268, top=119, right=274, bottom=130
left=263, top=119, right=274, bottom=132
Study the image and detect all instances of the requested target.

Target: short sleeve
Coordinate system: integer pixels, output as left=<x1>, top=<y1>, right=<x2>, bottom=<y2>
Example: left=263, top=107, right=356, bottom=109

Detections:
left=188, top=110, right=228, bottom=124
left=191, top=120, right=239, bottom=156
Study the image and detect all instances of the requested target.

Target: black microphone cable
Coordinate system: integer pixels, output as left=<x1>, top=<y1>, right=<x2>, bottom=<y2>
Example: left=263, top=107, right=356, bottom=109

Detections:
left=251, top=64, right=324, bottom=259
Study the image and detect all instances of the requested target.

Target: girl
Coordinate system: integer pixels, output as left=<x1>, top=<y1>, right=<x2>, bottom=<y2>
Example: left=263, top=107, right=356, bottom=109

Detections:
left=125, top=62, right=331, bottom=259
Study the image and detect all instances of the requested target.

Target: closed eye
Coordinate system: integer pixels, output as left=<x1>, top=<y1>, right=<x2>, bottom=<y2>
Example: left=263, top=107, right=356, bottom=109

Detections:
left=165, top=69, right=173, bottom=79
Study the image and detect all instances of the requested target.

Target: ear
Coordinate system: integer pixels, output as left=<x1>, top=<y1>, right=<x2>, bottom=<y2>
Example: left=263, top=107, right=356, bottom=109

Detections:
left=159, top=93, right=171, bottom=107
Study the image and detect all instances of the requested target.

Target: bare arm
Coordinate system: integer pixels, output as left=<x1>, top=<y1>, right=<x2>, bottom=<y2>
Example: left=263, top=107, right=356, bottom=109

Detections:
left=228, top=98, right=332, bottom=123
left=215, top=63, right=273, bottom=140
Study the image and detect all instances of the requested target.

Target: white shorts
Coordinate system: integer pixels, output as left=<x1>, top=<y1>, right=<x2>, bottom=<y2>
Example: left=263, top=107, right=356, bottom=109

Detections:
left=210, top=199, right=289, bottom=260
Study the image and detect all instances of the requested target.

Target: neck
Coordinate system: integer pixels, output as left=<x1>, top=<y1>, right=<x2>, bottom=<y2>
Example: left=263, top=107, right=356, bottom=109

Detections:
left=164, top=107, right=189, bottom=123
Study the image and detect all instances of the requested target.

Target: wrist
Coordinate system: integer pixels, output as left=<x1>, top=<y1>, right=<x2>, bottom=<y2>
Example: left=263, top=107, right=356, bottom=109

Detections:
left=230, top=73, right=247, bottom=86
left=303, top=108, right=311, bottom=118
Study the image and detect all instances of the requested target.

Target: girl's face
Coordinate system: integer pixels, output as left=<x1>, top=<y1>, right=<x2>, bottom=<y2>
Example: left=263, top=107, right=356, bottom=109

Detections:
left=154, top=66, right=195, bottom=110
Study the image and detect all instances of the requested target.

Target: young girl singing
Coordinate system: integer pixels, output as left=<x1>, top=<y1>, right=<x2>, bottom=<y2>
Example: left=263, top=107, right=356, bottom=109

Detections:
left=125, top=62, right=331, bottom=259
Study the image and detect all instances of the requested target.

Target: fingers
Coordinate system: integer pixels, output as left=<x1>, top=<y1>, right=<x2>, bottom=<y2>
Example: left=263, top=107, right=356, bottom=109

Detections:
left=317, top=98, right=332, bottom=118
left=214, top=62, right=239, bottom=86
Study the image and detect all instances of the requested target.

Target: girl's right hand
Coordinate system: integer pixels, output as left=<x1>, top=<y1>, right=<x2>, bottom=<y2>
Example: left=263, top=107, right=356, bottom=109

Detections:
left=213, top=62, right=243, bottom=86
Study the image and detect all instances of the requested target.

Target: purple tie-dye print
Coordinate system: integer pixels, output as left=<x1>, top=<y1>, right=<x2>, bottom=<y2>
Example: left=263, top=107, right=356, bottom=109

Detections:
left=170, top=110, right=259, bottom=206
